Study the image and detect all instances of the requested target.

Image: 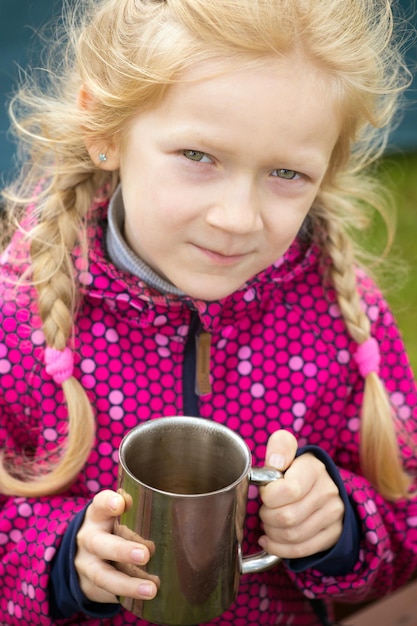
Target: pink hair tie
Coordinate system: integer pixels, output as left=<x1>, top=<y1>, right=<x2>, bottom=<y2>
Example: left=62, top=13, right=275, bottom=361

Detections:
left=44, top=346, right=74, bottom=385
left=354, top=337, right=380, bottom=378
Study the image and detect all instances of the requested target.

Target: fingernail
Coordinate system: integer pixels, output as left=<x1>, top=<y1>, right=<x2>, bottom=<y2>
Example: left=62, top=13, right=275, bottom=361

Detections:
left=131, top=548, right=146, bottom=563
left=269, top=453, right=285, bottom=469
left=110, top=495, right=121, bottom=511
left=138, top=583, right=155, bottom=598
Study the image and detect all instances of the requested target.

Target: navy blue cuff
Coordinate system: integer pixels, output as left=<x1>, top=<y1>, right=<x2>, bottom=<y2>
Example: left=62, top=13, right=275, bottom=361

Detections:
left=285, top=445, right=361, bottom=576
left=49, top=504, right=121, bottom=619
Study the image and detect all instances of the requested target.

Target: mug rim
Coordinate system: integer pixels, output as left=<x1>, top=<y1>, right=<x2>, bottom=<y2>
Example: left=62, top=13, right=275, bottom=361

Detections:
left=118, top=415, right=252, bottom=498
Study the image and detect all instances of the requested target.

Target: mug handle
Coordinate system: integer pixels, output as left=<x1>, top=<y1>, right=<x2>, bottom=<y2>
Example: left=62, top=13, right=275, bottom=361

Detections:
left=241, top=467, right=283, bottom=575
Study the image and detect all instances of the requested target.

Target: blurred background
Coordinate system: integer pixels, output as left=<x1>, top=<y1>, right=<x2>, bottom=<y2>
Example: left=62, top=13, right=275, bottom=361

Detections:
left=0, top=0, right=416, bottom=371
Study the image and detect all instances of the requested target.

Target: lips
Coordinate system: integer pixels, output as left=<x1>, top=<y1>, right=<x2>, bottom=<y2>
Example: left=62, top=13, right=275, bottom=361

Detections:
left=192, top=243, right=249, bottom=265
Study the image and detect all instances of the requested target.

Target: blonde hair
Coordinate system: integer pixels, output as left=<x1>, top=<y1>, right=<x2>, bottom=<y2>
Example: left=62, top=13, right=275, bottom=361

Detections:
left=0, top=0, right=412, bottom=498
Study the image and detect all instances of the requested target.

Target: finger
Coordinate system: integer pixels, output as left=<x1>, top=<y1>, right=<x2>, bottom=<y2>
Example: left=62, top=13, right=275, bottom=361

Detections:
left=260, top=488, right=343, bottom=539
left=87, top=490, right=126, bottom=525
left=260, top=454, right=340, bottom=511
left=265, top=430, right=298, bottom=471
left=88, top=530, right=152, bottom=566
left=261, top=454, right=320, bottom=508
left=116, top=523, right=156, bottom=557
left=259, top=519, right=343, bottom=560
left=80, top=559, right=158, bottom=604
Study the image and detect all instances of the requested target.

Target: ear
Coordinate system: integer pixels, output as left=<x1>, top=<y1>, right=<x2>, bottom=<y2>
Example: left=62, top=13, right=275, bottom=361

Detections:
left=78, top=84, right=121, bottom=171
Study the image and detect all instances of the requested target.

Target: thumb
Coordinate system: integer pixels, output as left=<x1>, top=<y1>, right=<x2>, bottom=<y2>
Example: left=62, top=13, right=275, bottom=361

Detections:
left=265, top=429, right=298, bottom=472
left=89, top=489, right=126, bottom=521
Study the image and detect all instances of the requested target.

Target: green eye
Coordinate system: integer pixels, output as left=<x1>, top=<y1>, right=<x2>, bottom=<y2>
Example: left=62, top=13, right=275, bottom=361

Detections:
left=274, top=168, right=298, bottom=180
left=183, top=150, right=206, bottom=162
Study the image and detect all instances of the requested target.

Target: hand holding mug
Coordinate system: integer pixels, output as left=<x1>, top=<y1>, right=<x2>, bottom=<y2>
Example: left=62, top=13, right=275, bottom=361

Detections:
left=74, top=489, right=158, bottom=604
left=259, top=430, right=345, bottom=559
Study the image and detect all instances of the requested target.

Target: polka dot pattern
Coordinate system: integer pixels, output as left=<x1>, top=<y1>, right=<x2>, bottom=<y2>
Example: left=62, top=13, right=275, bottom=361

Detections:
left=0, top=207, right=417, bottom=625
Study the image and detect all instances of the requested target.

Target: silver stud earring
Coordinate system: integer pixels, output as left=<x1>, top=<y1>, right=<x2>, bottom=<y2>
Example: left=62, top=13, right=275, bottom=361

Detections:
left=98, top=153, right=108, bottom=162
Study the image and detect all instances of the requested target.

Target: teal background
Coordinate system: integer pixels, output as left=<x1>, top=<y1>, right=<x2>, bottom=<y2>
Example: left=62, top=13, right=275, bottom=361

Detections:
left=0, top=1, right=62, bottom=179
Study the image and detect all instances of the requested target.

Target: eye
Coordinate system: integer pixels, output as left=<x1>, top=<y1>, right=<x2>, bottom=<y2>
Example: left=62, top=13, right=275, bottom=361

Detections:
left=182, top=150, right=211, bottom=162
left=271, top=168, right=299, bottom=180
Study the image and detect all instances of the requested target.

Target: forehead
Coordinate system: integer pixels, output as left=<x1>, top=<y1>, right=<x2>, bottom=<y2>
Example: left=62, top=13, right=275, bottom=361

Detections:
left=158, top=52, right=339, bottom=121
left=142, top=54, right=342, bottom=165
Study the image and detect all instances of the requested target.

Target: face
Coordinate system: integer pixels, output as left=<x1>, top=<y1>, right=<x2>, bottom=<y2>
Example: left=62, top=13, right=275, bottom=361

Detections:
left=108, top=55, right=342, bottom=301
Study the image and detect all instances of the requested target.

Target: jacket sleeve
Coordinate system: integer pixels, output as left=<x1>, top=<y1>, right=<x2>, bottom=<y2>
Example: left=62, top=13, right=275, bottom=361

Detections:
left=286, top=276, right=417, bottom=603
left=0, top=491, right=90, bottom=625
left=49, top=505, right=120, bottom=620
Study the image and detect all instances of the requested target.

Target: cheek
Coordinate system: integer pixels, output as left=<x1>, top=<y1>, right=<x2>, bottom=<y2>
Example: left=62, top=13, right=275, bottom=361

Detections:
left=262, top=207, right=311, bottom=261
left=267, top=208, right=310, bottom=242
left=153, top=187, right=202, bottom=227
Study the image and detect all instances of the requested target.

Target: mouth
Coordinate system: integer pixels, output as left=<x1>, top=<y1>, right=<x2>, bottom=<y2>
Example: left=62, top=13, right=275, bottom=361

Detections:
left=192, top=243, right=250, bottom=265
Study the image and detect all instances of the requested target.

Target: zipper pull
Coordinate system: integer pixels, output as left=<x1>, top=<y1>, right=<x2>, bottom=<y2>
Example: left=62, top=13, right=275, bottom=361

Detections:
left=196, top=331, right=212, bottom=396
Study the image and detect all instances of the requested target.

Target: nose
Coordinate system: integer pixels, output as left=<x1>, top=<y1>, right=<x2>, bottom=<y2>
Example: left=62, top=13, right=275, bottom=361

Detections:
left=205, top=178, right=263, bottom=234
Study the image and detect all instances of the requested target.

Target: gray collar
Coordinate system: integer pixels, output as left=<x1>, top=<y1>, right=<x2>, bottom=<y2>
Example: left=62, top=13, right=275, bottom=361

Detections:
left=105, top=186, right=184, bottom=296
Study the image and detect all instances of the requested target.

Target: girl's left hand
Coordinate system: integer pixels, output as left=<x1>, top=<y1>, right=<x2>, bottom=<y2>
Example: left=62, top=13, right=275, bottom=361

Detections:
left=258, top=430, right=345, bottom=560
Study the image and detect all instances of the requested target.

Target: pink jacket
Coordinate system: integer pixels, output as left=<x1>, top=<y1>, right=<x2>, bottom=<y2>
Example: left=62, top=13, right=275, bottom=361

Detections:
left=1, top=198, right=417, bottom=625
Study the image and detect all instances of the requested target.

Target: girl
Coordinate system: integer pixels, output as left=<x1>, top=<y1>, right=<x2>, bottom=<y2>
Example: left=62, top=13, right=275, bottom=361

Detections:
left=0, top=0, right=416, bottom=624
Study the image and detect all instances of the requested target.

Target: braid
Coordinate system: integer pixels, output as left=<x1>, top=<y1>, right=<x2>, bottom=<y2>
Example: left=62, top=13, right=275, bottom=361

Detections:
left=319, top=215, right=411, bottom=500
left=0, top=178, right=99, bottom=497
left=32, top=196, right=79, bottom=348
left=322, top=213, right=370, bottom=344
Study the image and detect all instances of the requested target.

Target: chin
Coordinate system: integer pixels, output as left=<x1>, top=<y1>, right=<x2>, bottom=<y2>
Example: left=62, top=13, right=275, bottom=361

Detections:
left=182, top=281, right=243, bottom=302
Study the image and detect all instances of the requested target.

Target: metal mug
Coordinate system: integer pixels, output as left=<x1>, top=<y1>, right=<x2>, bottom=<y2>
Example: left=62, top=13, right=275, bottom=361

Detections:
left=114, top=416, right=282, bottom=625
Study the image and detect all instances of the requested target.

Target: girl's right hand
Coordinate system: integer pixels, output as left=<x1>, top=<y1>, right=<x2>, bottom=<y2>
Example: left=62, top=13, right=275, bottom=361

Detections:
left=75, top=490, right=158, bottom=604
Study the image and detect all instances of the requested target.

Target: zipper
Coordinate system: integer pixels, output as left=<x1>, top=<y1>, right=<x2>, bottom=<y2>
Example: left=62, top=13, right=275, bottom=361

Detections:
left=182, top=310, right=212, bottom=415
left=183, top=310, right=201, bottom=416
